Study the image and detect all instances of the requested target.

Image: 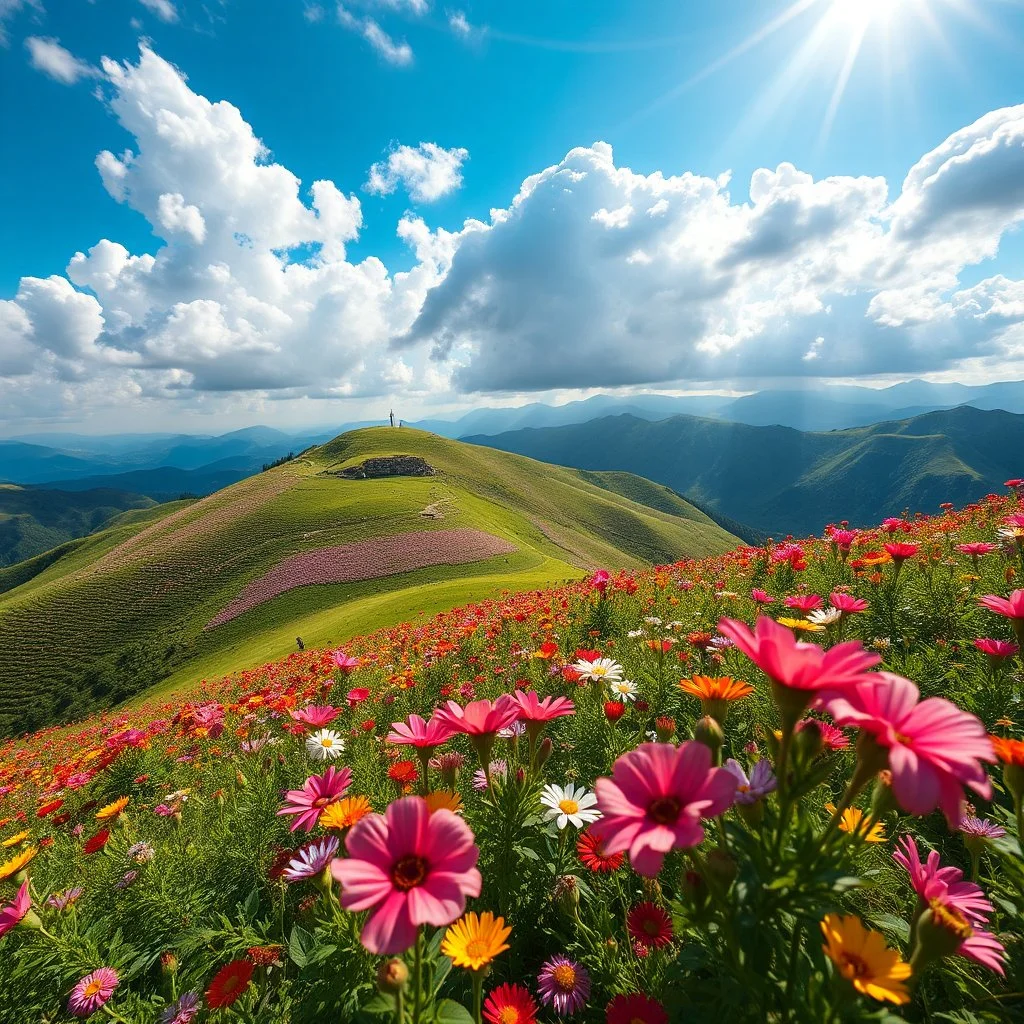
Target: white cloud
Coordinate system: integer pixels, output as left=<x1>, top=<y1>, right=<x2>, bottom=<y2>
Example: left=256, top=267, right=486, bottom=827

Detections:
left=25, top=37, right=97, bottom=84
left=0, top=0, right=42, bottom=47
left=337, top=4, right=413, bottom=65
left=6, top=46, right=1024, bottom=427
left=448, top=9, right=471, bottom=36
left=138, top=0, right=178, bottom=23
left=366, top=142, right=469, bottom=202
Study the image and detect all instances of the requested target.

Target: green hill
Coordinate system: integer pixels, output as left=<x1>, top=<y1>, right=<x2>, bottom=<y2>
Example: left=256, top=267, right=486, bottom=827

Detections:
left=0, top=427, right=737, bottom=736
left=465, top=405, right=1024, bottom=537
left=0, top=484, right=157, bottom=567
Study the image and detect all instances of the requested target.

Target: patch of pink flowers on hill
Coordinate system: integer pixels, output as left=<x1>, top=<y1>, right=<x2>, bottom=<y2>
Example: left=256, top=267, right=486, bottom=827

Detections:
left=331, top=795, right=481, bottom=954
left=823, top=673, right=994, bottom=827
left=592, top=742, right=736, bottom=876
left=206, top=529, right=517, bottom=628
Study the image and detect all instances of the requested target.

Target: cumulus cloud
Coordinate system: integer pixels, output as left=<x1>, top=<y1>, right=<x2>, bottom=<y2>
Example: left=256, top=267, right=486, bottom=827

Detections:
left=337, top=4, right=413, bottom=65
left=5, top=44, right=1024, bottom=427
left=448, top=10, right=472, bottom=36
left=366, top=142, right=469, bottom=202
left=25, top=37, right=98, bottom=84
left=138, top=0, right=178, bottom=22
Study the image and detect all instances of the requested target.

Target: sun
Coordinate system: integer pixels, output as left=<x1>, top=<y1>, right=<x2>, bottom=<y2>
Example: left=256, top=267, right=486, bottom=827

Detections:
left=830, top=0, right=902, bottom=26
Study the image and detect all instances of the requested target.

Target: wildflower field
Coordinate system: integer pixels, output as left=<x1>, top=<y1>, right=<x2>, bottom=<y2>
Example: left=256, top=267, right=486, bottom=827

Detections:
left=3, top=485, right=1024, bottom=1023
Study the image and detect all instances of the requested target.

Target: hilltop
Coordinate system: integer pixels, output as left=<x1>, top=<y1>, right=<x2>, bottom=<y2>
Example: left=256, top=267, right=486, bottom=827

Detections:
left=0, top=427, right=737, bottom=736
left=465, top=405, right=1024, bottom=536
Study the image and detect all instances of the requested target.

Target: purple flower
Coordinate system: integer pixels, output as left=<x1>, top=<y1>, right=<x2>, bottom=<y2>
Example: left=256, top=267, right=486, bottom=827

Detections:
left=47, top=887, right=84, bottom=910
left=282, top=836, right=340, bottom=883
left=159, top=991, right=201, bottom=1024
left=115, top=870, right=139, bottom=890
left=537, top=954, right=590, bottom=1016
left=723, top=758, right=777, bottom=805
left=961, top=816, right=1007, bottom=840
left=472, top=760, right=508, bottom=792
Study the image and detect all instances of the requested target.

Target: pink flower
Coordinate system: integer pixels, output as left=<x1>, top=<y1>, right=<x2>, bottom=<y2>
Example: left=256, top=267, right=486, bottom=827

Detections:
left=802, top=719, right=849, bottom=751
left=333, top=651, right=361, bottom=673
left=589, top=569, right=610, bottom=593
left=973, top=637, right=1019, bottom=658
left=591, top=742, right=737, bottom=876
left=824, top=673, right=994, bottom=827
left=68, top=968, right=119, bottom=1017
left=784, top=594, right=822, bottom=612
left=884, top=542, right=919, bottom=561
left=829, top=529, right=858, bottom=549
left=717, top=615, right=880, bottom=693
left=347, top=687, right=371, bottom=709
left=978, top=590, right=1024, bottom=620
left=956, top=542, right=997, bottom=557
left=511, top=689, right=575, bottom=735
left=894, top=836, right=1005, bottom=975
left=750, top=589, right=775, bottom=605
left=830, top=593, right=868, bottom=614
left=0, top=881, right=30, bottom=938
left=332, top=795, right=481, bottom=954
left=290, top=705, right=339, bottom=728
left=881, top=517, right=906, bottom=533
left=276, top=765, right=352, bottom=832
left=433, top=696, right=520, bottom=737
left=386, top=714, right=455, bottom=751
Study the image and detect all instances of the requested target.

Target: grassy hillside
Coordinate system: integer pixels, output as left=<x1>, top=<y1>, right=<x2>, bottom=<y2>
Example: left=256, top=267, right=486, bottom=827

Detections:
left=0, top=427, right=737, bottom=736
left=465, top=405, right=1024, bottom=536
left=0, top=484, right=156, bottom=567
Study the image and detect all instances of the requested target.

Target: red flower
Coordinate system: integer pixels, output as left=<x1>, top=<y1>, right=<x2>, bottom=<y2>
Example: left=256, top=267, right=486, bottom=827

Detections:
left=883, top=542, right=919, bottom=561
left=83, top=829, right=110, bottom=855
left=576, top=829, right=624, bottom=873
left=603, top=701, right=625, bottom=723
left=36, top=799, right=63, bottom=818
left=206, top=959, right=254, bottom=1009
left=483, top=983, right=538, bottom=1024
left=387, top=760, right=419, bottom=785
left=606, top=993, right=669, bottom=1024
left=627, top=901, right=673, bottom=948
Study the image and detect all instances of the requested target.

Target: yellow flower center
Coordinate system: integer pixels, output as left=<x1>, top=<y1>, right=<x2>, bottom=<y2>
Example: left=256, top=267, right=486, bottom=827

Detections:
left=321, top=738, right=334, bottom=748
left=552, top=963, right=576, bottom=990
left=558, top=799, right=580, bottom=815
left=929, top=899, right=974, bottom=940
left=465, top=938, right=490, bottom=960
left=592, top=666, right=607, bottom=677
left=83, top=980, right=103, bottom=998
left=498, top=1009, right=521, bottom=1024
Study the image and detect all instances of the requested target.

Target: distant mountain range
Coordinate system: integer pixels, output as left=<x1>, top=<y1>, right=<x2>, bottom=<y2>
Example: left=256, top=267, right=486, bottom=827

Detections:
left=463, top=405, right=1024, bottom=538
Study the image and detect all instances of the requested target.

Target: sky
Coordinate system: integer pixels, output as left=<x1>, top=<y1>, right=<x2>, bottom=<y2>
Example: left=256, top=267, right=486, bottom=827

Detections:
left=2, top=0, right=1024, bottom=434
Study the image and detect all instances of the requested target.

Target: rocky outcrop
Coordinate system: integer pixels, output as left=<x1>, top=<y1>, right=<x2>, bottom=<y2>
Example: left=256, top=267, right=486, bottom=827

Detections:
left=337, top=456, right=436, bottom=479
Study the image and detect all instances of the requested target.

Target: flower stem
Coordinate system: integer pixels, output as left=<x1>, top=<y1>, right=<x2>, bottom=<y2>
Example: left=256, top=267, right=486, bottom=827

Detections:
left=412, top=928, right=424, bottom=1024
left=471, top=971, right=484, bottom=1024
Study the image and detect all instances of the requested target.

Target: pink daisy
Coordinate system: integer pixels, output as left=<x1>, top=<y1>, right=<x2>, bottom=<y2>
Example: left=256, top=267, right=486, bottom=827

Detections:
left=511, top=689, right=575, bottom=741
left=290, top=705, right=340, bottom=728
left=823, top=673, right=994, bottom=827
left=591, top=742, right=736, bottom=876
left=0, top=881, right=30, bottom=938
left=276, top=765, right=352, bottom=832
left=830, top=593, right=869, bottom=614
left=386, top=714, right=455, bottom=752
left=331, top=795, right=481, bottom=954
left=68, top=968, right=119, bottom=1017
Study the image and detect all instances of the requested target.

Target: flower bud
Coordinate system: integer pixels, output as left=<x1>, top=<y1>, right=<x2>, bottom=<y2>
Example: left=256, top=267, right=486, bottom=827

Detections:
left=792, top=720, right=823, bottom=762
left=160, top=952, right=178, bottom=975
left=377, top=958, right=410, bottom=994
left=869, top=769, right=899, bottom=819
left=654, top=717, right=676, bottom=743
left=552, top=875, right=580, bottom=917
left=693, top=715, right=724, bottom=757
left=604, top=701, right=625, bottom=723
left=535, top=736, right=554, bottom=767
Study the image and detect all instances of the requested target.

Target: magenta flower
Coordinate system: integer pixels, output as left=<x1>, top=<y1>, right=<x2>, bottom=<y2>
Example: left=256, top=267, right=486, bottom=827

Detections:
left=511, top=689, right=575, bottom=742
left=956, top=542, right=998, bottom=557
left=276, top=765, right=352, bottom=832
left=978, top=590, right=1024, bottom=618
left=332, top=795, right=481, bottom=954
left=537, top=954, right=591, bottom=1016
left=784, top=594, right=823, bottom=612
left=282, top=836, right=340, bottom=883
left=332, top=650, right=361, bottom=672
left=433, top=696, right=520, bottom=737
left=825, top=673, right=993, bottom=827
left=591, top=742, right=737, bottom=876
left=830, top=592, right=869, bottom=614
left=718, top=615, right=880, bottom=694
left=290, top=705, right=340, bottom=728
left=68, top=968, right=120, bottom=1017
left=750, top=588, right=775, bottom=604
left=894, top=836, right=1005, bottom=975
left=0, top=881, right=30, bottom=938
left=386, top=714, right=455, bottom=751
left=960, top=816, right=1006, bottom=840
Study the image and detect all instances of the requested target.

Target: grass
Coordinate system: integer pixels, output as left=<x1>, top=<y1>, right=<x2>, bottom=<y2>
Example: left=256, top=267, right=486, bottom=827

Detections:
left=0, top=428, right=738, bottom=734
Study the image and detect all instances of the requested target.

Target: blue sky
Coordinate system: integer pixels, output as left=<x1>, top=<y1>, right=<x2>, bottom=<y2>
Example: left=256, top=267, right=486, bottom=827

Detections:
left=3, top=0, right=1024, bottom=432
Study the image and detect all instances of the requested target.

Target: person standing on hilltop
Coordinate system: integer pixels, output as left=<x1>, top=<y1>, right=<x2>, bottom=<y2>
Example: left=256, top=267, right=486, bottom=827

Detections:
left=389, top=409, right=395, bottom=427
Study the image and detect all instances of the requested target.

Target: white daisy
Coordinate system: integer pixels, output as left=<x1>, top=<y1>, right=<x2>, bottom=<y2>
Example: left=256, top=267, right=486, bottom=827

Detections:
left=305, top=729, right=345, bottom=761
left=627, top=629, right=645, bottom=639
left=571, top=657, right=624, bottom=685
left=539, top=783, right=601, bottom=830
left=643, top=615, right=663, bottom=626
left=606, top=678, right=638, bottom=703
left=807, top=607, right=843, bottom=626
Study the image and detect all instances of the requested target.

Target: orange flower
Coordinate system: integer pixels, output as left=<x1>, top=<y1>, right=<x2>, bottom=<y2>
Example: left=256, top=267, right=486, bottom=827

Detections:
left=96, top=796, right=130, bottom=820
left=425, top=790, right=463, bottom=815
left=679, top=675, right=754, bottom=723
left=320, top=795, right=373, bottom=831
left=0, top=845, right=37, bottom=881
left=991, top=735, right=1024, bottom=766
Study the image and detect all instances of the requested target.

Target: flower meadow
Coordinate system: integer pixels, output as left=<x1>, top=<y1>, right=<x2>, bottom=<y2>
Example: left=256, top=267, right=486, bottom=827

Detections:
left=3, top=488, right=1024, bottom=1022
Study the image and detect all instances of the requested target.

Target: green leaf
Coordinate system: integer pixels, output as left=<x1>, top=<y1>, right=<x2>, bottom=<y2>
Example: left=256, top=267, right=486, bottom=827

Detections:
left=431, top=956, right=453, bottom=998
left=242, top=887, right=260, bottom=923
left=434, top=999, right=475, bottom=1024
left=288, top=924, right=313, bottom=968
left=355, top=993, right=398, bottom=1021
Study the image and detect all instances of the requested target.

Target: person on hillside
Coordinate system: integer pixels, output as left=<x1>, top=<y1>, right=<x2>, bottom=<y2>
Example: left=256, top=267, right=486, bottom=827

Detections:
left=296, top=637, right=305, bottom=651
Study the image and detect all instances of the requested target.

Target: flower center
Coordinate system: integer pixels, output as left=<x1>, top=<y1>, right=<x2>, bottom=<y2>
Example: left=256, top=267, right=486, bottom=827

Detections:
left=498, top=1009, right=521, bottom=1024
left=558, top=799, right=580, bottom=815
left=321, top=738, right=333, bottom=748
left=592, top=667, right=607, bottom=677
left=552, top=963, right=577, bottom=990
left=928, top=899, right=974, bottom=940
left=465, top=938, right=490, bottom=959
left=313, top=796, right=332, bottom=808
left=391, top=854, right=428, bottom=891
left=83, top=980, right=103, bottom=998
left=647, top=796, right=681, bottom=825
left=839, top=952, right=869, bottom=979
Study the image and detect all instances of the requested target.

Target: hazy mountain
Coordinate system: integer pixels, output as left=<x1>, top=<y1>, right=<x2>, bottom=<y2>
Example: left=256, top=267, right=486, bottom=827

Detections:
left=464, top=405, right=1024, bottom=537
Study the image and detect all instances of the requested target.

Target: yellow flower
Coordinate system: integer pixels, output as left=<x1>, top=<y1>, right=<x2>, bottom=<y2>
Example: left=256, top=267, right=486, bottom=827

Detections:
left=441, top=911, right=511, bottom=971
left=0, top=845, right=37, bottom=882
left=96, top=796, right=130, bottom=820
left=1, top=830, right=30, bottom=848
left=821, top=914, right=911, bottom=1005
left=777, top=617, right=825, bottom=633
left=825, top=804, right=886, bottom=843
left=425, top=790, right=463, bottom=815
left=320, top=795, right=373, bottom=831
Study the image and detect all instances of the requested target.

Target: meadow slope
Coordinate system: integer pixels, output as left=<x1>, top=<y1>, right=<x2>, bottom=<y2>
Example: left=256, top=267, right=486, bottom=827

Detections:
left=0, top=428, right=737, bottom=736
